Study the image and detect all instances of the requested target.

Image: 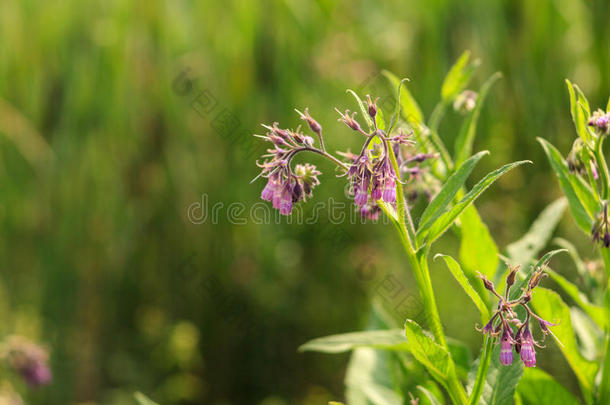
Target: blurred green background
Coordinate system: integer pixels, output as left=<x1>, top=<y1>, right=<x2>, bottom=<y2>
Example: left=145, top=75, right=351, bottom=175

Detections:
left=0, top=0, right=609, bottom=403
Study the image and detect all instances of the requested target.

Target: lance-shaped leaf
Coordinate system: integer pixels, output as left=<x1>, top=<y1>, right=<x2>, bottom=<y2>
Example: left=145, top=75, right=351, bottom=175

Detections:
left=345, top=348, right=404, bottom=405
left=418, top=150, right=489, bottom=232
left=531, top=288, right=598, bottom=398
left=538, top=138, right=599, bottom=233
left=441, top=50, right=480, bottom=102
left=404, top=320, right=456, bottom=385
left=517, top=368, right=580, bottom=405
left=418, top=160, right=530, bottom=245
left=467, top=344, right=523, bottom=405
left=382, top=70, right=423, bottom=127
left=299, top=329, right=407, bottom=353
left=454, top=72, right=502, bottom=166
left=435, top=254, right=490, bottom=321
left=566, top=79, right=592, bottom=146
left=460, top=204, right=499, bottom=280
left=347, top=89, right=375, bottom=130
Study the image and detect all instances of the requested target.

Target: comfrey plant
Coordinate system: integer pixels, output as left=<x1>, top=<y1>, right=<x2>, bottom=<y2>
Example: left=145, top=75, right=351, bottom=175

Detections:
left=253, top=52, right=585, bottom=404
left=537, top=82, right=610, bottom=405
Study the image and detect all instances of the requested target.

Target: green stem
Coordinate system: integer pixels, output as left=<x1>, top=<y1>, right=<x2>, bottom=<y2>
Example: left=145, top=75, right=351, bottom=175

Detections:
left=598, top=248, right=610, bottom=405
left=594, top=135, right=610, bottom=200
left=468, top=335, right=494, bottom=405
left=386, top=137, right=416, bottom=252
left=404, top=249, right=467, bottom=404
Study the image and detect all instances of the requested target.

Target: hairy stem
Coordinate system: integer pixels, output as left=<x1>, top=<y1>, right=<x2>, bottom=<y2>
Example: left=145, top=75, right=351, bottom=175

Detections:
left=598, top=248, right=610, bottom=405
left=468, top=335, right=494, bottom=405
left=594, top=135, right=610, bottom=200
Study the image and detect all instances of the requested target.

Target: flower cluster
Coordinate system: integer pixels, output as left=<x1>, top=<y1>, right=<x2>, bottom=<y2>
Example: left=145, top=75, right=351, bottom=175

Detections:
left=255, top=118, right=323, bottom=216
left=589, top=109, right=610, bottom=135
left=591, top=203, right=610, bottom=248
left=478, top=265, right=556, bottom=367
left=1, top=336, right=52, bottom=387
left=254, top=94, right=437, bottom=220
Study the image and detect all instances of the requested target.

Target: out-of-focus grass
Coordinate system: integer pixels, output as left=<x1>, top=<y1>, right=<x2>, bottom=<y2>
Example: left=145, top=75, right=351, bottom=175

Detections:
left=0, top=0, right=608, bottom=403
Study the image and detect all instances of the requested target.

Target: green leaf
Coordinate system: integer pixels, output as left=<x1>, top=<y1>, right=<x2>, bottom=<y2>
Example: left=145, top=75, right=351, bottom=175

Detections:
left=376, top=103, right=386, bottom=131
left=454, top=72, right=502, bottom=165
left=538, top=138, right=599, bottom=232
left=419, top=160, right=530, bottom=245
left=418, top=150, right=489, bottom=233
left=417, top=385, right=443, bottom=405
left=531, top=288, right=598, bottom=398
left=344, top=305, right=406, bottom=405
left=345, top=348, right=404, bottom=405
left=435, top=254, right=490, bottom=321
left=517, top=368, right=580, bottom=405
left=404, top=320, right=455, bottom=384
left=299, top=329, right=407, bottom=353
left=347, top=89, right=375, bottom=130
left=505, top=198, right=567, bottom=268
left=460, top=204, right=499, bottom=279
left=546, top=268, right=607, bottom=329
left=134, top=392, right=160, bottom=405
left=441, top=50, right=480, bottom=102
left=382, top=70, right=423, bottom=127
left=467, top=344, right=523, bottom=405
left=565, top=79, right=592, bottom=146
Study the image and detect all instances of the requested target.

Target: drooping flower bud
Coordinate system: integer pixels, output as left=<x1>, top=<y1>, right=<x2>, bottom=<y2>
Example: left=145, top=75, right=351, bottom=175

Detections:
left=519, top=323, right=536, bottom=367
left=499, top=326, right=514, bottom=365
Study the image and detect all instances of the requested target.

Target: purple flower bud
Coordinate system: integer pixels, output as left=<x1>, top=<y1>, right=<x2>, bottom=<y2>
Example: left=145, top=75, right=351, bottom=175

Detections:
left=366, top=95, right=378, bottom=119
left=279, top=186, right=293, bottom=216
left=499, top=326, right=514, bottom=365
left=296, top=108, right=322, bottom=134
left=336, top=109, right=362, bottom=132
left=519, top=324, right=536, bottom=367
left=588, top=110, right=610, bottom=134
left=371, top=179, right=382, bottom=201
left=382, top=178, right=396, bottom=203
left=261, top=179, right=276, bottom=202
left=360, top=203, right=381, bottom=221
left=538, top=318, right=556, bottom=335
left=354, top=186, right=369, bottom=207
